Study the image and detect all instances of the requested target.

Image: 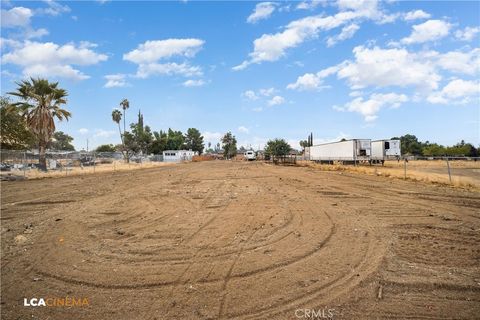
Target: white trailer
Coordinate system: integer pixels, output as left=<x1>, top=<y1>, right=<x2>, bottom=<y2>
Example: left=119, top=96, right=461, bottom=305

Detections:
left=371, top=139, right=401, bottom=163
left=163, top=150, right=197, bottom=162
left=307, top=139, right=371, bottom=163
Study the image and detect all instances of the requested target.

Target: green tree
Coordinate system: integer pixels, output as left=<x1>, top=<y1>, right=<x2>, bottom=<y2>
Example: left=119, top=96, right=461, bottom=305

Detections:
left=49, top=131, right=75, bottom=151
left=221, top=131, right=237, bottom=159
left=422, top=143, right=446, bottom=157
left=96, top=144, right=116, bottom=152
left=184, top=128, right=204, bottom=154
left=166, top=128, right=185, bottom=150
left=120, top=98, right=129, bottom=137
left=0, top=96, right=36, bottom=150
left=111, top=109, right=128, bottom=161
left=129, top=110, right=153, bottom=154
left=150, top=130, right=168, bottom=154
left=265, top=138, right=291, bottom=159
left=392, top=134, right=423, bottom=155
left=299, top=140, right=309, bottom=153
left=8, top=78, right=70, bottom=171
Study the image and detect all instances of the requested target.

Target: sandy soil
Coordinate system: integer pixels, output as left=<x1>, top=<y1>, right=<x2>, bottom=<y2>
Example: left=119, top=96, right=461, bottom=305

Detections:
left=1, top=161, right=479, bottom=319
left=299, top=160, right=480, bottom=189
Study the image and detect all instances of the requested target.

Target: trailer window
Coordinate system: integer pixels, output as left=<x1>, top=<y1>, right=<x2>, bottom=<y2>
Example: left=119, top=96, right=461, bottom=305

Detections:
left=384, top=141, right=390, bottom=149
left=359, top=149, right=367, bottom=156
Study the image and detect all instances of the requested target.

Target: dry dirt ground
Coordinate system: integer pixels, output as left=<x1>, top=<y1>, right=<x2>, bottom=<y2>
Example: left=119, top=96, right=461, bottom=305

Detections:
left=1, top=161, right=479, bottom=320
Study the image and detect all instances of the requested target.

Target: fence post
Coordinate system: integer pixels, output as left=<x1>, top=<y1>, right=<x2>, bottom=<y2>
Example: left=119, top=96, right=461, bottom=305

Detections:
left=446, top=157, right=452, bottom=184
left=23, top=152, right=26, bottom=178
left=403, top=158, right=407, bottom=180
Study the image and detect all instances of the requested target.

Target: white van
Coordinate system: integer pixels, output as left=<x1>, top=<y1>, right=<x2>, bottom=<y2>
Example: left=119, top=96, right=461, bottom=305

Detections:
left=244, top=150, right=256, bottom=161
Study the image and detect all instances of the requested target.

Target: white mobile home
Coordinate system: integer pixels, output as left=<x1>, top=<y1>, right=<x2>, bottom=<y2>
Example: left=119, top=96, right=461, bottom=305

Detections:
left=307, top=139, right=371, bottom=163
left=162, top=150, right=197, bottom=162
left=371, top=139, right=401, bottom=162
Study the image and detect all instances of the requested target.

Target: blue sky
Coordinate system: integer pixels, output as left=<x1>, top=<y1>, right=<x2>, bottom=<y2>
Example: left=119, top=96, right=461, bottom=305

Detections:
left=1, top=0, right=479, bottom=150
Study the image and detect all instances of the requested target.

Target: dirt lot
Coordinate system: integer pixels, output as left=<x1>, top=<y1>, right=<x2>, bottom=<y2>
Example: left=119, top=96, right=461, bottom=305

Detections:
left=1, top=161, right=479, bottom=319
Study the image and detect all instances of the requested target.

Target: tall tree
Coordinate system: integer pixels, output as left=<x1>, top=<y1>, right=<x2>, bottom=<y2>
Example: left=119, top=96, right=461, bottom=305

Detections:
left=299, top=140, right=308, bottom=153
left=8, top=78, right=70, bottom=170
left=221, top=131, right=237, bottom=159
left=392, top=134, right=423, bottom=155
left=166, top=128, right=185, bottom=150
left=120, top=98, right=129, bottom=137
left=265, top=138, right=291, bottom=159
left=184, top=128, right=204, bottom=154
left=49, top=131, right=75, bottom=151
left=111, top=109, right=128, bottom=161
left=0, top=96, right=36, bottom=150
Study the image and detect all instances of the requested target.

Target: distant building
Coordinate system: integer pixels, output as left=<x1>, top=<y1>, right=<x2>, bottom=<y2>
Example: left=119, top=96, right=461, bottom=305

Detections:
left=162, top=150, right=198, bottom=162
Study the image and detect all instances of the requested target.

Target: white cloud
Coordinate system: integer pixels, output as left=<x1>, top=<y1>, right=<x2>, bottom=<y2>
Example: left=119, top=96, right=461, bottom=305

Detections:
left=336, top=46, right=441, bottom=91
left=183, top=79, right=206, bottom=87
left=94, top=129, right=116, bottom=138
left=427, top=79, right=480, bottom=104
left=24, top=28, right=49, bottom=39
left=134, top=62, right=202, bottom=78
left=435, top=48, right=480, bottom=75
left=287, top=73, right=321, bottom=91
left=238, top=126, right=249, bottom=134
left=287, top=65, right=339, bottom=91
left=267, top=95, right=285, bottom=106
left=326, top=23, right=359, bottom=47
left=247, top=2, right=276, bottom=24
left=259, top=87, right=275, bottom=96
left=1, top=40, right=108, bottom=80
left=243, top=88, right=276, bottom=100
left=123, top=39, right=204, bottom=64
left=337, top=92, right=408, bottom=121
left=78, top=128, right=89, bottom=135
left=234, top=0, right=395, bottom=69
left=403, top=10, right=431, bottom=21
left=401, top=19, right=451, bottom=44
left=36, top=0, right=71, bottom=16
left=1, top=7, right=32, bottom=27
left=104, top=74, right=129, bottom=88
left=243, top=90, right=259, bottom=100
left=124, top=39, right=204, bottom=79
left=296, top=0, right=325, bottom=10
left=455, top=26, right=480, bottom=41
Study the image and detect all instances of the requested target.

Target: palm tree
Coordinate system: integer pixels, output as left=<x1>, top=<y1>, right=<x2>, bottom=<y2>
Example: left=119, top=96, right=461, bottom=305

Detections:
left=111, top=109, right=127, bottom=161
left=8, top=78, right=70, bottom=171
left=111, top=109, right=123, bottom=143
left=120, top=98, right=129, bottom=136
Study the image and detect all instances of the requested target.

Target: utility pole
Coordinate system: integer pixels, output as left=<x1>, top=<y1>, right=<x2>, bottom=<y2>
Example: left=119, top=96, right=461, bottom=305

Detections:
left=86, top=139, right=89, bottom=153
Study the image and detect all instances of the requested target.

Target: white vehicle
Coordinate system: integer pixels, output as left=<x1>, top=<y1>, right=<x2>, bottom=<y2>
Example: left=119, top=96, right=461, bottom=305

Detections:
left=306, top=139, right=371, bottom=163
left=244, top=150, right=256, bottom=161
left=371, top=139, right=401, bottom=163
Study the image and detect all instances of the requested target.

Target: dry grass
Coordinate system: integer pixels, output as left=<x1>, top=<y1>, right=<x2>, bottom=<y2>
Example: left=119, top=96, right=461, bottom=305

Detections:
left=297, top=160, right=480, bottom=190
left=1, top=161, right=175, bottom=180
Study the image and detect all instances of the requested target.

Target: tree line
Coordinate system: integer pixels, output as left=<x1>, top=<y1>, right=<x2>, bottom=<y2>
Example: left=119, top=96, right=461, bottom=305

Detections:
left=393, top=134, right=479, bottom=157
left=107, top=99, right=205, bottom=162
